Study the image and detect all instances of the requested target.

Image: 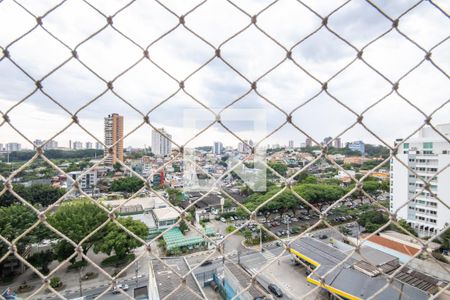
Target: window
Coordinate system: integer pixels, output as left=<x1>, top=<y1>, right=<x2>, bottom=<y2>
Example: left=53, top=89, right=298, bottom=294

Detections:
left=403, top=143, right=409, bottom=149
left=423, top=142, right=433, bottom=149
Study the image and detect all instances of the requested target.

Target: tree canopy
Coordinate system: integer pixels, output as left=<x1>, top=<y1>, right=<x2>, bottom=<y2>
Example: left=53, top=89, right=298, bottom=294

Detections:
left=110, top=176, right=144, bottom=193
left=0, top=184, right=66, bottom=207
left=93, top=217, right=148, bottom=258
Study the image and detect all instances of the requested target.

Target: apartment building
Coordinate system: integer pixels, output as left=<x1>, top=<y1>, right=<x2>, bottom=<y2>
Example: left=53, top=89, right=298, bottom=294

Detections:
left=213, top=141, right=223, bottom=155
left=151, top=128, right=172, bottom=156
left=104, top=113, right=124, bottom=164
left=390, top=123, right=450, bottom=237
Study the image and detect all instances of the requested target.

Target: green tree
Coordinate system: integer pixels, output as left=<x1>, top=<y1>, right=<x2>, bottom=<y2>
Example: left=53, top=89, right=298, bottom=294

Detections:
left=242, top=228, right=252, bottom=241
left=113, top=162, right=122, bottom=172
left=0, top=204, right=47, bottom=257
left=268, top=162, right=288, bottom=177
left=0, top=183, right=65, bottom=207
left=28, top=250, right=54, bottom=274
left=391, top=219, right=417, bottom=236
left=48, top=201, right=108, bottom=261
left=110, top=177, right=144, bottom=193
left=94, top=217, right=148, bottom=259
left=293, top=184, right=346, bottom=212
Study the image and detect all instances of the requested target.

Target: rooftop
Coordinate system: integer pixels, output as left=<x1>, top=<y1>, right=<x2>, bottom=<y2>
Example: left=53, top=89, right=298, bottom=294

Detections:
left=150, top=257, right=204, bottom=300
left=153, top=206, right=180, bottom=222
left=366, top=235, right=420, bottom=256
left=290, top=237, right=437, bottom=300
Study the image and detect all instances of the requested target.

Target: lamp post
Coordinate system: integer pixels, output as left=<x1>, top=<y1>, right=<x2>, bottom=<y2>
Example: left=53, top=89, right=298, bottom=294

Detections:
left=259, top=226, right=263, bottom=252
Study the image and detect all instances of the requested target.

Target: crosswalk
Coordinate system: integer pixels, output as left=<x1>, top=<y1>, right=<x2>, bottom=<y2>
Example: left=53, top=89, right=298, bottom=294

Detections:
left=245, top=250, right=279, bottom=275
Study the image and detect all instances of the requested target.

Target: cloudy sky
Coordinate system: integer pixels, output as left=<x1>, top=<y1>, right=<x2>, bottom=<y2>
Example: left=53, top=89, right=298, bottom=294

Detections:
left=0, top=0, right=449, bottom=150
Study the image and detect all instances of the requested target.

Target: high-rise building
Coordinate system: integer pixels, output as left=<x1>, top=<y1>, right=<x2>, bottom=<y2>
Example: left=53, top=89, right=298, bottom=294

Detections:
left=34, top=139, right=58, bottom=150
left=0, top=143, right=3, bottom=152
left=6, top=143, right=21, bottom=152
left=104, top=113, right=124, bottom=164
left=323, top=136, right=332, bottom=145
left=151, top=128, right=172, bottom=156
left=95, top=142, right=103, bottom=150
left=213, top=141, right=223, bottom=155
left=305, top=138, right=312, bottom=148
left=85, top=142, right=93, bottom=149
left=390, top=124, right=450, bottom=238
left=347, top=140, right=365, bottom=154
left=288, top=140, right=294, bottom=149
left=73, top=141, right=83, bottom=150
left=333, top=137, right=342, bottom=149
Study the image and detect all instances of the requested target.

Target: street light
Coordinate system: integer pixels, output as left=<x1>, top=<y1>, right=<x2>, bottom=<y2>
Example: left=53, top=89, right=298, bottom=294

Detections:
left=135, top=260, right=139, bottom=287
left=259, top=225, right=263, bottom=252
left=78, top=265, right=84, bottom=297
left=284, top=215, right=290, bottom=240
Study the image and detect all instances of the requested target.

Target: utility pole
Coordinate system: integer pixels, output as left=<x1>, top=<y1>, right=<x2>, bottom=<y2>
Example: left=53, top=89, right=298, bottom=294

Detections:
left=78, top=266, right=83, bottom=297
left=135, top=260, right=139, bottom=287
left=259, top=226, right=263, bottom=252
left=286, top=215, right=290, bottom=240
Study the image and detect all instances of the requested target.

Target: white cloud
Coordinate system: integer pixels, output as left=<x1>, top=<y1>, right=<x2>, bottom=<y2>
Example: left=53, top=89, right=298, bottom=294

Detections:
left=0, top=0, right=449, bottom=149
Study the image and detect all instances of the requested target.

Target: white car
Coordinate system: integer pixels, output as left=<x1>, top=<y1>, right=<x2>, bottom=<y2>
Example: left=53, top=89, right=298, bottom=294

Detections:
left=112, top=284, right=129, bottom=294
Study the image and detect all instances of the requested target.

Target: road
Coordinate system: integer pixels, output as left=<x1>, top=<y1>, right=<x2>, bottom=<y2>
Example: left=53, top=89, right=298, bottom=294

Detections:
left=190, top=244, right=319, bottom=300
left=44, top=275, right=147, bottom=300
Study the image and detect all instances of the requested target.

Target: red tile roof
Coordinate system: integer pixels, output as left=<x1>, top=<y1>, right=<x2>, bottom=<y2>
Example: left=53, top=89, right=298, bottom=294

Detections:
left=367, top=235, right=420, bottom=256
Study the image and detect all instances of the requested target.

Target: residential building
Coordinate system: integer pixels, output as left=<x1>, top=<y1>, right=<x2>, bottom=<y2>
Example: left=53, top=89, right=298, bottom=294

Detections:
left=85, top=141, right=93, bottom=149
left=333, top=137, right=342, bottom=148
left=305, top=137, right=312, bottom=148
left=67, top=170, right=98, bottom=192
left=95, top=142, right=103, bottom=150
left=6, top=143, right=21, bottom=152
left=348, top=140, right=365, bottom=154
left=0, top=143, right=3, bottom=152
left=213, top=141, right=223, bottom=155
left=151, top=128, right=172, bottom=156
left=72, top=141, right=83, bottom=150
left=390, top=123, right=450, bottom=237
left=288, top=140, right=294, bottom=149
left=34, top=139, right=58, bottom=150
left=104, top=113, right=124, bottom=164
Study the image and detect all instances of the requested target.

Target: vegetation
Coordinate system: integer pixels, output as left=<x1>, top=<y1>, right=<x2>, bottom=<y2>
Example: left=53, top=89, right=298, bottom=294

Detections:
left=48, top=201, right=108, bottom=261
left=93, top=217, right=148, bottom=259
left=0, top=183, right=66, bottom=207
left=0, top=204, right=49, bottom=257
left=1, top=149, right=103, bottom=162
left=268, top=162, right=288, bottom=177
left=110, top=176, right=144, bottom=193
left=49, top=276, right=62, bottom=289
left=28, top=250, right=54, bottom=274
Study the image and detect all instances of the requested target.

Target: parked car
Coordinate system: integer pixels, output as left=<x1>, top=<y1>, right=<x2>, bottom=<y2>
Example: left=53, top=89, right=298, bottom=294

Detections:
left=200, top=260, right=213, bottom=267
left=268, top=284, right=283, bottom=297
left=319, top=234, right=328, bottom=240
left=112, top=284, right=129, bottom=294
left=220, top=217, right=226, bottom=222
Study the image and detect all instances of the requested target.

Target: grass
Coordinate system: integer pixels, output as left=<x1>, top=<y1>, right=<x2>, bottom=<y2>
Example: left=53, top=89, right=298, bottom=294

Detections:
left=101, top=254, right=135, bottom=268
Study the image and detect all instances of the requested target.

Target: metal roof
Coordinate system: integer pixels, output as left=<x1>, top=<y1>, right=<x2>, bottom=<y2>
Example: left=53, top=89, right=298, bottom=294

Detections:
left=290, top=237, right=435, bottom=300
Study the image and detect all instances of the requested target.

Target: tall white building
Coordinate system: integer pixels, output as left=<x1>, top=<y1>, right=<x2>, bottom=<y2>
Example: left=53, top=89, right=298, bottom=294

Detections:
left=73, top=141, right=83, bottom=150
left=6, top=143, right=21, bottom=152
left=288, top=140, right=294, bottom=149
left=152, top=128, right=172, bottom=156
left=34, top=139, right=58, bottom=150
left=390, top=123, right=450, bottom=237
left=213, top=141, right=223, bottom=155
